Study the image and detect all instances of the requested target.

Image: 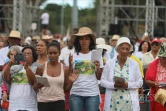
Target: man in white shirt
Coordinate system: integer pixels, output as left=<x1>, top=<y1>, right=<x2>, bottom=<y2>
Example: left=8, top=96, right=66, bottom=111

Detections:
left=59, top=38, right=74, bottom=67
left=142, top=38, right=161, bottom=70
left=106, top=35, right=120, bottom=60
left=40, top=12, right=49, bottom=29
left=0, top=30, right=22, bottom=71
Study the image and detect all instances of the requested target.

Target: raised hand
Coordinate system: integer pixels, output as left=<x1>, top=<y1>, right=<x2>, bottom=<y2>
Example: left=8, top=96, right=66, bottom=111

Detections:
left=9, top=57, right=15, bottom=66
left=69, top=70, right=79, bottom=83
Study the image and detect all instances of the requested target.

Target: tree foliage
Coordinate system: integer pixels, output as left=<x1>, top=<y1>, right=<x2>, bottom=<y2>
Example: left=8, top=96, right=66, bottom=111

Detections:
left=40, top=0, right=100, bottom=34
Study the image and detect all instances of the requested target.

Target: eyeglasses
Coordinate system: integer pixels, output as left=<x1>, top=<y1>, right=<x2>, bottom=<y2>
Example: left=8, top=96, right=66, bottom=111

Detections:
left=151, top=42, right=160, bottom=46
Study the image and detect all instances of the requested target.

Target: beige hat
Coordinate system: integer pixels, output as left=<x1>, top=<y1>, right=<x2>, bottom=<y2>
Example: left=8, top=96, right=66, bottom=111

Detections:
left=42, top=35, right=52, bottom=40
left=8, top=30, right=21, bottom=39
left=96, top=38, right=111, bottom=50
left=71, top=27, right=96, bottom=43
left=32, top=36, right=40, bottom=41
left=111, top=35, right=120, bottom=40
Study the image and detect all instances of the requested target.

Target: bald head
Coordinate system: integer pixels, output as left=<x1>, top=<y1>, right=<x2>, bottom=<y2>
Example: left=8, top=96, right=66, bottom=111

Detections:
left=0, top=41, right=4, bottom=49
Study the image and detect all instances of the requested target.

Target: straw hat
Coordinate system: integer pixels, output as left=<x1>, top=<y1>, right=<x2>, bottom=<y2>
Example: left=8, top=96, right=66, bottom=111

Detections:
left=32, top=36, right=40, bottom=41
left=71, top=27, right=96, bottom=43
left=115, top=37, right=133, bottom=52
left=42, top=35, right=52, bottom=40
left=8, top=30, right=21, bottom=39
left=96, top=38, right=111, bottom=50
left=111, top=35, right=120, bottom=41
left=155, top=89, right=166, bottom=106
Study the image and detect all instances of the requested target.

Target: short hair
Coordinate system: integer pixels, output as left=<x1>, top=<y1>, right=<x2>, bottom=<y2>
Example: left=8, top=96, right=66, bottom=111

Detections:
left=7, top=45, right=21, bottom=58
left=138, top=41, right=151, bottom=52
left=22, top=46, right=38, bottom=63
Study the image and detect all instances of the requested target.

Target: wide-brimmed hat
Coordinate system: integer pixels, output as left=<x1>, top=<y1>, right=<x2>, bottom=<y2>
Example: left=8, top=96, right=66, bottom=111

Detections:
left=111, top=35, right=120, bottom=41
left=32, top=36, right=40, bottom=41
left=96, top=38, right=110, bottom=50
left=158, top=43, right=166, bottom=57
left=42, top=35, right=52, bottom=40
left=71, top=27, right=96, bottom=43
left=115, top=37, right=133, bottom=52
left=8, top=30, right=21, bottom=39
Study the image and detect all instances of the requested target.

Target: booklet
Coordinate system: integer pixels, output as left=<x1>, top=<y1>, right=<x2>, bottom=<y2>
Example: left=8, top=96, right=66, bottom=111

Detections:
left=159, top=83, right=166, bottom=87
left=35, top=75, right=50, bottom=87
left=114, top=76, right=125, bottom=83
left=91, top=49, right=103, bottom=63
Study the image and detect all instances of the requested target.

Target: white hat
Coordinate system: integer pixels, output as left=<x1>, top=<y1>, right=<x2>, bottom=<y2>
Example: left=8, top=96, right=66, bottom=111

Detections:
left=96, top=38, right=110, bottom=50
left=115, top=37, right=133, bottom=52
left=24, top=37, right=32, bottom=45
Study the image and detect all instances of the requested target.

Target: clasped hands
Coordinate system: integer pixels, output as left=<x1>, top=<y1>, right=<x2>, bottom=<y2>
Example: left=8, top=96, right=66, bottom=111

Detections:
left=114, top=81, right=128, bottom=89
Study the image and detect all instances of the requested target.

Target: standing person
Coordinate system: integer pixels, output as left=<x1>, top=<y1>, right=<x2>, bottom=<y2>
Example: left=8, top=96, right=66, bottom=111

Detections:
left=96, top=38, right=110, bottom=65
left=60, top=38, right=74, bottom=66
left=0, top=30, right=22, bottom=71
left=36, top=39, right=49, bottom=66
left=101, top=37, right=143, bottom=111
left=40, top=12, right=49, bottom=30
left=59, top=38, right=74, bottom=111
left=134, top=41, right=151, bottom=60
left=73, top=28, right=78, bottom=34
left=145, top=44, right=166, bottom=111
left=107, top=35, right=120, bottom=59
left=142, top=38, right=161, bottom=72
left=69, top=27, right=103, bottom=111
left=130, top=35, right=140, bottom=52
left=3, top=46, right=38, bottom=111
left=25, top=41, right=78, bottom=111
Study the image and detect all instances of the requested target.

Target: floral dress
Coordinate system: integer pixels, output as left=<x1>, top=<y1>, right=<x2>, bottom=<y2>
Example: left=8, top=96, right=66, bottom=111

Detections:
left=110, top=58, right=133, bottom=111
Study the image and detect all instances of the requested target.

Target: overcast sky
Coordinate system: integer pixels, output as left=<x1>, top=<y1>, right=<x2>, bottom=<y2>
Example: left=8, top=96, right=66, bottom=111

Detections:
left=40, top=0, right=95, bottom=9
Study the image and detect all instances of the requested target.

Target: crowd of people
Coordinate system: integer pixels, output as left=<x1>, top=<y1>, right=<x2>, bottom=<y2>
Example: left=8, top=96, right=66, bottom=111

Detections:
left=0, top=26, right=166, bottom=111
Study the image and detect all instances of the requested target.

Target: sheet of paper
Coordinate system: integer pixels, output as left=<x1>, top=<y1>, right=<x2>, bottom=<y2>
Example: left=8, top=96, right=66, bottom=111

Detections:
left=35, top=75, right=50, bottom=87
left=91, top=49, right=103, bottom=63
left=114, top=76, right=125, bottom=83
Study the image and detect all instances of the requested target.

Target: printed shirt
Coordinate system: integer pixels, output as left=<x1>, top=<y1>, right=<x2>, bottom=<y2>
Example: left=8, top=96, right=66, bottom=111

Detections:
left=110, top=58, right=132, bottom=111
left=9, top=64, right=37, bottom=111
left=70, top=51, right=103, bottom=96
left=155, top=60, right=166, bottom=83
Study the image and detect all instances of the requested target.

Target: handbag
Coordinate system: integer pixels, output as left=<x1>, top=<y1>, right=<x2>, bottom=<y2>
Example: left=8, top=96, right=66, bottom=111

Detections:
left=155, top=88, right=166, bottom=106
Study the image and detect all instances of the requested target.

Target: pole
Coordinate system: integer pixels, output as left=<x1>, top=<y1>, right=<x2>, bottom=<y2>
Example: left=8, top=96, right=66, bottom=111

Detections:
left=60, top=0, right=64, bottom=34
left=72, top=0, right=78, bottom=29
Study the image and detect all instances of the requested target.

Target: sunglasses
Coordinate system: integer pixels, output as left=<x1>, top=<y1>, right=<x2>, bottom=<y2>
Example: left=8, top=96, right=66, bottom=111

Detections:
left=151, top=42, right=160, bottom=46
